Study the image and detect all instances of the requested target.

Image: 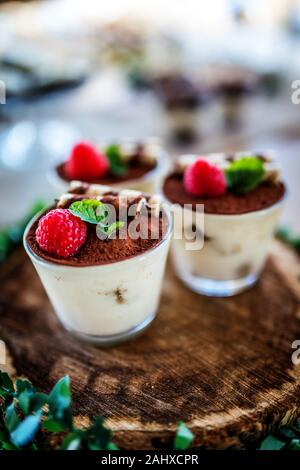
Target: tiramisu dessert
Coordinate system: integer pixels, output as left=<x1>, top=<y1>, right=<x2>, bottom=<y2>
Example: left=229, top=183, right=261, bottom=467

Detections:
left=199, top=64, right=259, bottom=128
left=162, top=152, right=286, bottom=296
left=48, top=140, right=169, bottom=195
left=24, top=182, right=172, bottom=345
left=212, top=65, right=259, bottom=128
left=153, top=73, right=209, bottom=142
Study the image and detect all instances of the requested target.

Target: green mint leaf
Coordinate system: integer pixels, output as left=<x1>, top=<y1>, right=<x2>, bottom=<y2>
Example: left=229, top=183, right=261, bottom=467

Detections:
left=106, top=144, right=128, bottom=177
left=259, top=434, right=286, bottom=450
left=69, top=199, right=108, bottom=225
left=174, top=421, right=194, bottom=450
left=100, top=221, right=125, bottom=240
left=225, top=157, right=265, bottom=194
left=10, top=411, right=42, bottom=447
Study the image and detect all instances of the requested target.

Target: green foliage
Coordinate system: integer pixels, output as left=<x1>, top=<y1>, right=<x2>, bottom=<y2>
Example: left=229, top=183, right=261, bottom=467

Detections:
left=1, top=370, right=299, bottom=451
left=0, top=372, right=116, bottom=450
left=0, top=201, right=46, bottom=262
left=259, top=434, right=286, bottom=450
left=259, top=424, right=300, bottom=450
left=69, top=199, right=109, bottom=225
left=276, top=226, right=300, bottom=253
left=174, top=421, right=194, bottom=450
left=105, top=144, right=128, bottom=177
left=69, top=199, right=124, bottom=239
left=225, top=156, right=265, bottom=194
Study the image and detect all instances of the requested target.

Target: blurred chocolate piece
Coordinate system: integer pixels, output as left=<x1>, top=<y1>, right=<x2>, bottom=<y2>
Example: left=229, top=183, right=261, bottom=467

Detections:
left=153, top=73, right=209, bottom=143
left=201, top=64, right=259, bottom=129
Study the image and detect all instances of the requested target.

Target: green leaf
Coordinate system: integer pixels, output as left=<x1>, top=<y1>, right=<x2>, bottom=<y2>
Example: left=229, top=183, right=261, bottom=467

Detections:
left=61, top=432, right=82, bottom=450
left=100, top=221, right=125, bottom=240
left=0, top=372, right=14, bottom=394
left=106, top=144, right=128, bottom=177
left=49, top=376, right=71, bottom=411
left=17, top=392, right=30, bottom=416
left=225, top=157, right=265, bottom=194
left=16, top=379, right=36, bottom=395
left=48, top=376, right=73, bottom=431
left=107, top=442, right=119, bottom=450
left=18, top=390, right=48, bottom=415
left=30, top=442, right=39, bottom=450
left=0, top=200, right=46, bottom=262
left=259, top=434, right=286, bottom=450
left=5, top=404, right=20, bottom=432
left=0, top=430, right=8, bottom=441
left=1, top=441, right=20, bottom=450
left=174, top=421, right=194, bottom=450
left=69, top=199, right=109, bottom=225
left=10, top=411, right=42, bottom=447
left=278, top=426, right=299, bottom=441
left=85, top=416, right=113, bottom=450
left=0, top=231, right=11, bottom=262
left=286, top=439, right=300, bottom=450
left=65, top=437, right=81, bottom=450
left=276, top=227, right=300, bottom=253
left=43, top=418, right=68, bottom=433
left=16, top=379, right=47, bottom=415
left=29, top=393, right=48, bottom=413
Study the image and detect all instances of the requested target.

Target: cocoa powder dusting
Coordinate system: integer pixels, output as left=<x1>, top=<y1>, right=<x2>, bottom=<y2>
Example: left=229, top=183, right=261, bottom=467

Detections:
left=163, top=174, right=286, bottom=215
left=57, top=159, right=156, bottom=185
left=26, top=212, right=168, bottom=267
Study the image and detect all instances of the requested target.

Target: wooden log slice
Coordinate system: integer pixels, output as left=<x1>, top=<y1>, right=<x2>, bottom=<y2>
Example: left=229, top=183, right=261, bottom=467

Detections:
left=0, top=241, right=299, bottom=449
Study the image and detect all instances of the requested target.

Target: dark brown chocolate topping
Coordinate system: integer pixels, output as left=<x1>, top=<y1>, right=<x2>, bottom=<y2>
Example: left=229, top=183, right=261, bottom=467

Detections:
left=57, top=149, right=156, bottom=185
left=162, top=173, right=286, bottom=215
left=153, top=74, right=201, bottom=110
left=204, top=65, right=259, bottom=98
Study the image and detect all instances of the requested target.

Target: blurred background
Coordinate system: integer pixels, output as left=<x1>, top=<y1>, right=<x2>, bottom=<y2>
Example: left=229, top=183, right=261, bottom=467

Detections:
left=0, top=0, right=299, bottom=231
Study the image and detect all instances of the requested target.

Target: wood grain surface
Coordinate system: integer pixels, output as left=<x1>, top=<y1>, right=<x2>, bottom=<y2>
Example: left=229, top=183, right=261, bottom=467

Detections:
left=0, top=241, right=300, bottom=450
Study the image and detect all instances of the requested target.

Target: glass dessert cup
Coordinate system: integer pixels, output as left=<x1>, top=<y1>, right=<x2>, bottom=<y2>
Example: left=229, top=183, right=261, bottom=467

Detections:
left=24, top=208, right=172, bottom=346
left=221, top=94, right=245, bottom=129
left=48, top=142, right=169, bottom=196
left=168, top=199, right=285, bottom=297
left=164, top=107, right=199, bottom=143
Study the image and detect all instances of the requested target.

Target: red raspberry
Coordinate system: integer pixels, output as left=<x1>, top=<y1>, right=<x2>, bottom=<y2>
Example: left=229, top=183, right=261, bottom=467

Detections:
left=184, top=158, right=226, bottom=197
left=36, top=209, right=87, bottom=258
left=65, top=141, right=109, bottom=181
